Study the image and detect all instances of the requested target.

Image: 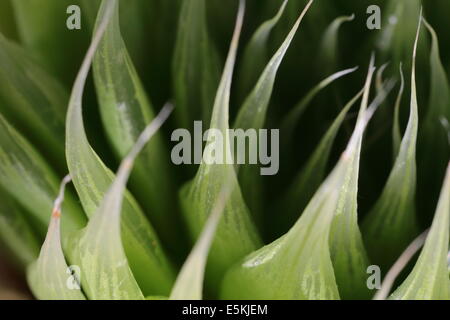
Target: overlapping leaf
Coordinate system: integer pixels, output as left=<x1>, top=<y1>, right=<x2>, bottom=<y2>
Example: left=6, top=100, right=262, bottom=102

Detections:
left=220, top=62, right=379, bottom=300
left=236, top=0, right=287, bottom=102
left=65, top=0, right=174, bottom=297
left=233, top=0, right=314, bottom=226
left=179, top=0, right=262, bottom=292
left=362, top=17, right=422, bottom=270
left=280, top=88, right=363, bottom=235
left=0, top=34, right=66, bottom=166
left=27, top=176, right=86, bottom=300
left=170, top=177, right=233, bottom=300
left=417, top=20, right=450, bottom=214
left=92, top=0, right=179, bottom=250
left=0, top=113, right=85, bottom=239
left=390, top=163, right=450, bottom=300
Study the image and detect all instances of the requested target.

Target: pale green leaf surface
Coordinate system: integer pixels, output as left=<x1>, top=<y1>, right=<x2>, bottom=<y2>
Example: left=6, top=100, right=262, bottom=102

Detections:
left=220, top=62, right=379, bottom=300
left=280, top=87, right=363, bottom=235
left=71, top=103, right=173, bottom=300
left=93, top=0, right=179, bottom=249
left=170, top=177, right=233, bottom=300
left=329, top=61, right=397, bottom=300
left=390, top=163, right=450, bottom=300
left=66, top=0, right=174, bottom=297
left=179, top=0, right=262, bottom=292
left=27, top=176, right=86, bottom=300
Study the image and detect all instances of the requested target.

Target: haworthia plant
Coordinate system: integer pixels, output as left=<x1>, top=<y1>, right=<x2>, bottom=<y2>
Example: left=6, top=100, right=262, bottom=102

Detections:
left=1, top=0, right=449, bottom=301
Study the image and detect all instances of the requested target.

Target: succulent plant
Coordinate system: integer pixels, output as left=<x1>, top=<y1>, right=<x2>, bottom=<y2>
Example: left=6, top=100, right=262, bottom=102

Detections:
left=0, top=0, right=449, bottom=300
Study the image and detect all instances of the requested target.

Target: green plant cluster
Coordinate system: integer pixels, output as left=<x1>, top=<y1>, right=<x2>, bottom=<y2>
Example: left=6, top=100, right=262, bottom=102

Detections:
left=0, top=0, right=449, bottom=300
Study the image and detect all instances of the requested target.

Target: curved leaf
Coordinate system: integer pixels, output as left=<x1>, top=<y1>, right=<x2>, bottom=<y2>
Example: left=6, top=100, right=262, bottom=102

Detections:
left=65, top=0, right=174, bottom=297
left=317, top=14, right=355, bottom=76
left=418, top=19, right=450, bottom=214
left=281, top=67, right=359, bottom=146
left=233, top=0, right=314, bottom=226
left=179, top=0, right=262, bottom=293
left=27, top=176, right=86, bottom=300
left=236, top=0, right=287, bottom=102
left=170, top=177, right=233, bottom=300
left=0, top=188, right=40, bottom=267
left=390, top=162, right=450, bottom=300
left=0, top=34, right=67, bottom=166
left=220, top=62, right=380, bottom=300
left=0, top=113, right=85, bottom=238
left=280, top=87, right=363, bottom=235
left=11, top=0, right=90, bottom=85
left=172, top=0, right=220, bottom=128
left=330, top=69, right=397, bottom=300
left=71, top=105, right=173, bottom=300
left=392, top=63, right=405, bottom=158
left=93, top=0, right=180, bottom=250
left=362, top=16, right=422, bottom=270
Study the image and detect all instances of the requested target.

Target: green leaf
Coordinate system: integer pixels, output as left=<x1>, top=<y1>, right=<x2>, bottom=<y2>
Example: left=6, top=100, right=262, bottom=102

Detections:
left=0, top=188, right=40, bottom=267
left=0, top=34, right=67, bottom=166
left=417, top=19, right=450, bottom=213
left=390, top=162, right=450, bottom=300
left=92, top=0, right=181, bottom=251
left=233, top=0, right=314, bottom=227
left=330, top=68, right=397, bottom=300
left=71, top=104, right=173, bottom=300
left=280, top=67, right=359, bottom=147
left=65, top=0, right=174, bottom=297
left=362, top=16, right=422, bottom=270
left=179, top=0, right=262, bottom=293
left=11, top=0, right=90, bottom=85
left=172, top=0, right=220, bottom=128
left=392, top=63, right=405, bottom=159
left=0, top=0, right=17, bottom=40
left=27, top=176, right=86, bottom=300
left=317, top=14, right=355, bottom=77
left=280, top=87, right=363, bottom=236
left=220, top=62, right=380, bottom=300
left=236, top=0, right=287, bottom=102
left=376, top=0, right=423, bottom=66
left=170, top=177, right=233, bottom=300
left=0, top=113, right=85, bottom=239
